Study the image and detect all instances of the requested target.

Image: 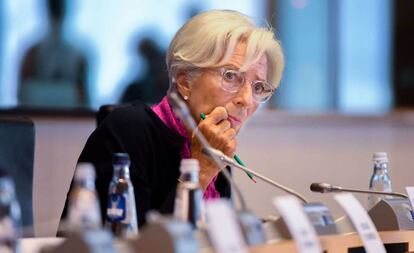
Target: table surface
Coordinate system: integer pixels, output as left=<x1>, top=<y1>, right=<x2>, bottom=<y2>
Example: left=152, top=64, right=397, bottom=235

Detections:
left=17, top=230, right=414, bottom=253
left=19, top=237, right=64, bottom=253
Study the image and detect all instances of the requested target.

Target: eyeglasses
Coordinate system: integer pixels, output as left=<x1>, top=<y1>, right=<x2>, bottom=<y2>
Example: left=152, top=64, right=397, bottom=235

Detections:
left=215, top=68, right=275, bottom=103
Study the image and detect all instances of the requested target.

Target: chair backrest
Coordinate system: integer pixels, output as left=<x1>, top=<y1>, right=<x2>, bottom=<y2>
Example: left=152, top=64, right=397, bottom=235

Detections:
left=96, top=104, right=129, bottom=126
left=0, top=116, right=35, bottom=228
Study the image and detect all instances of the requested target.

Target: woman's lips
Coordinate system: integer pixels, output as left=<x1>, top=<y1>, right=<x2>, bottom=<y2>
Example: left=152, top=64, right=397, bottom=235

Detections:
left=228, top=115, right=242, bottom=127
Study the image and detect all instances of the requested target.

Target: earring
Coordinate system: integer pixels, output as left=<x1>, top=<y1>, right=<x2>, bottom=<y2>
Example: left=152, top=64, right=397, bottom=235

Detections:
left=183, top=95, right=189, bottom=101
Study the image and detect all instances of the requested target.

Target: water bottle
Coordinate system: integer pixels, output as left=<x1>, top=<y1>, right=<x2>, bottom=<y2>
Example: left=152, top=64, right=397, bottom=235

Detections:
left=67, top=163, right=101, bottom=232
left=173, top=159, right=204, bottom=228
left=105, top=153, right=138, bottom=238
left=0, top=173, right=21, bottom=253
left=368, top=152, right=392, bottom=209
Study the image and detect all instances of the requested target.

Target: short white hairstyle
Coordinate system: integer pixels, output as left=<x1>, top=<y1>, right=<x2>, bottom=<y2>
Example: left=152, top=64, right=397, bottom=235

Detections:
left=167, top=9, right=284, bottom=93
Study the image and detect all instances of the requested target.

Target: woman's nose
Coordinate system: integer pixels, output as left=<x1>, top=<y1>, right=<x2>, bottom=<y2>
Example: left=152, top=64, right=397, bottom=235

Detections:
left=233, top=81, right=255, bottom=107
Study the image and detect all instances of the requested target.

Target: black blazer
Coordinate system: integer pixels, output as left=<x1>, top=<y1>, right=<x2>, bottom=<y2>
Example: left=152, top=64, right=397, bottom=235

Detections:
left=62, top=101, right=230, bottom=227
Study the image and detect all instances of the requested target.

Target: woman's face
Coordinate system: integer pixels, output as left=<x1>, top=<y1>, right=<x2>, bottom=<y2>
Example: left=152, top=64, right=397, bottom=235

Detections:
left=178, top=43, right=268, bottom=133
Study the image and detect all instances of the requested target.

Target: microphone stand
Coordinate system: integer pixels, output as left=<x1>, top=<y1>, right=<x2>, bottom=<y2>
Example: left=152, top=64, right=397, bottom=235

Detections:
left=310, top=182, right=408, bottom=199
left=202, top=147, right=309, bottom=204
left=310, top=182, right=414, bottom=233
left=168, top=92, right=269, bottom=246
left=168, top=92, right=247, bottom=210
left=331, top=187, right=408, bottom=198
left=201, top=148, right=343, bottom=239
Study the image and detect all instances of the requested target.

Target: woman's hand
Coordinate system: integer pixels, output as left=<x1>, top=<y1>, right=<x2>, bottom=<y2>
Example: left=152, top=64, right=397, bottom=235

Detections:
left=190, top=106, right=237, bottom=190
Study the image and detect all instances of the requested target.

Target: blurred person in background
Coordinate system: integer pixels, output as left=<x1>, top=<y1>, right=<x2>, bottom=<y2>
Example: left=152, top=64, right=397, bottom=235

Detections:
left=121, top=37, right=169, bottom=105
left=19, top=0, right=88, bottom=108
left=62, top=9, right=284, bottom=227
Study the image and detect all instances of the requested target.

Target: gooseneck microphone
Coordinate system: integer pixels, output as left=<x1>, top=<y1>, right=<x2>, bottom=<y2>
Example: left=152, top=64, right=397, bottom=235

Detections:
left=168, top=92, right=247, bottom=210
left=202, top=147, right=309, bottom=204
left=310, top=182, right=408, bottom=198
left=169, top=92, right=310, bottom=205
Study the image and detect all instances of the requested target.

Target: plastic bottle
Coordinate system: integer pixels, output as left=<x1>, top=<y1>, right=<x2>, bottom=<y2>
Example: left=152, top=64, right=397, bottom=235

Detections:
left=368, top=152, right=392, bottom=209
left=174, top=159, right=204, bottom=228
left=67, top=163, right=101, bottom=232
left=105, top=153, right=138, bottom=238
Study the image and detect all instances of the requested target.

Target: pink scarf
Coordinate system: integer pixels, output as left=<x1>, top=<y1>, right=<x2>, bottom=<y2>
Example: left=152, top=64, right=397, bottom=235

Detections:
left=151, top=97, right=220, bottom=199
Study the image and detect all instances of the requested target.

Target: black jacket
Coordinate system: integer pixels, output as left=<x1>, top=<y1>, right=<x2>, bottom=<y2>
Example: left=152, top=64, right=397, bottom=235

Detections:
left=62, top=101, right=231, bottom=227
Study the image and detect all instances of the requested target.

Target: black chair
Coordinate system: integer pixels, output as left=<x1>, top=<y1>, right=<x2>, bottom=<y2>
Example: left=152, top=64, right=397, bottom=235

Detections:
left=96, top=104, right=129, bottom=126
left=0, top=116, right=35, bottom=230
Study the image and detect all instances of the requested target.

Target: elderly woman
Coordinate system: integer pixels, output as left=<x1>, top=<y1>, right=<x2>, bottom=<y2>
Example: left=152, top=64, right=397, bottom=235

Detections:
left=63, top=9, right=284, bottom=226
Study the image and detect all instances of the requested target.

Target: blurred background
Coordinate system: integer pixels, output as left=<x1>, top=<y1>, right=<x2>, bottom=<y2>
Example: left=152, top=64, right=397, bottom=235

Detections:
left=0, top=0, right=413, bottom=237
left=0, top=0, right=412, bottom=113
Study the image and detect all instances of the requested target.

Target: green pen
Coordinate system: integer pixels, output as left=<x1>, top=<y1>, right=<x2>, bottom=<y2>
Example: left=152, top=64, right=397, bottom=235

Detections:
left=200, top=113, right=256, bottom=183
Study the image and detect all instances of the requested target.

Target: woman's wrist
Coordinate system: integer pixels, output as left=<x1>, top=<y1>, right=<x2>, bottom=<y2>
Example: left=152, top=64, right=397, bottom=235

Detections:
left=192, top=146, right=221, bottom=190
left=199, top=168, right=219, bottom=190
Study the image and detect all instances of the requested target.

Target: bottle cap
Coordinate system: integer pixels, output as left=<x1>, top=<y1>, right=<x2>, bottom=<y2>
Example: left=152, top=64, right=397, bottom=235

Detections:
left=74, top=163, right=96, bottom=180
left=372, top=152, right=388, bottom=162
left=112, top=153, right=131, bottom=166
left=179, top=159, right=200, bottom=174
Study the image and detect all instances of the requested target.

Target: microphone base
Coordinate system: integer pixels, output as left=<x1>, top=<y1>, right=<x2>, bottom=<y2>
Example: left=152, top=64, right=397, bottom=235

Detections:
left=133, top=216, right=199, bottom=253
left=368, top=198, right=414, bottom=231
left=236, top=210, right=267, bottom=246
left=263, top=202, right=338, bottom=241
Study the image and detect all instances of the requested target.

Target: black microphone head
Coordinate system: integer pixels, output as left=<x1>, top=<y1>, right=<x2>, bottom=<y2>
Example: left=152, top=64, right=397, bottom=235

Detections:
left=310, top=182, right=332, bottom=193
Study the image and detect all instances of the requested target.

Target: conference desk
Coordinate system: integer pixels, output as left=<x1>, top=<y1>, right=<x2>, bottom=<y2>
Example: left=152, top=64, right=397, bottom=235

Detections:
left=19, top=237, right=64, bottom=253
left=19, top=230, right=414, bottom=253
left=247, top=230, right=414, bottom=253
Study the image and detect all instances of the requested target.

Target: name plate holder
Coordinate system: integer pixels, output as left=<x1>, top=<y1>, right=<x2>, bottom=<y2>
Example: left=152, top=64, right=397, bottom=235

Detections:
left=205, top=199, right=248, bottom=253
left=236, top=210, right=267, bottom=246
left=134, top=213, right=198, bottom=253
left=335, top=193, right=387, bottom=253
left=272, top=196, right=323, bottom=253
left=264, top=202, right=337, bottom=241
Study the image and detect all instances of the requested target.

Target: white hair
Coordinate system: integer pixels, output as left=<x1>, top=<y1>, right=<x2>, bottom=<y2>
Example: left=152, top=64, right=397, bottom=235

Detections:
left=167, top=9, right=284, bottom=93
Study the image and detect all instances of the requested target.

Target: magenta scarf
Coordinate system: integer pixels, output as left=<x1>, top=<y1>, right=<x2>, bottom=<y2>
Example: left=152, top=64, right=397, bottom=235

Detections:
left=151, top=97, right=220, bottom=199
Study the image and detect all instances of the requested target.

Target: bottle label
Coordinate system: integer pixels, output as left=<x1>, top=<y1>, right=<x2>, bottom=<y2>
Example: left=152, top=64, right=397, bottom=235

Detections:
left=106, top=193, right=126, bottom=222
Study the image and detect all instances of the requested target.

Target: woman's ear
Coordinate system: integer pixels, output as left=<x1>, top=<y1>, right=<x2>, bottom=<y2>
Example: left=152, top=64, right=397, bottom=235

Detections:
left=175, top=72, right=191, bottom=99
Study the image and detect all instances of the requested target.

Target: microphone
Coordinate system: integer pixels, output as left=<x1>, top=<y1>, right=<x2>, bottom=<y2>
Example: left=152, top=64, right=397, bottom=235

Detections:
left=310, top=182, right=408, bottom=198
left=169, top=91, right=309, bottom=204
left=311, top=182, right=414, bottom=233
left=310, top=182, right=342, bottom=193
left=169, top=92, right=268, bottom=245
left=168, top=92, right=247, bottom=210
left=202, top=146, right=309, bottom=204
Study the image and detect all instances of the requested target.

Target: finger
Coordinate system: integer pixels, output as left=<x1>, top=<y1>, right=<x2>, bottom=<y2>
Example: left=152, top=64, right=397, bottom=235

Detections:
left=204, top=107, right=228, bottom=125
left=221, top=127, right=236, bottom=142
left=223, top=139, right=237, bottom=157
left=214, top=119, right=231, bottom=134
left=215, top=128, right=236, bottom=153
left=198, top=119, right=231, bottom=143
left=197, top=107, right=229, bottom=136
